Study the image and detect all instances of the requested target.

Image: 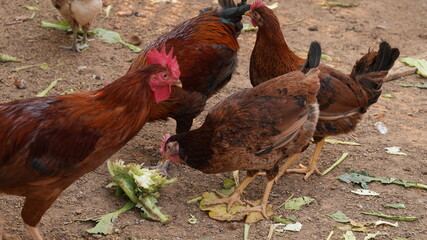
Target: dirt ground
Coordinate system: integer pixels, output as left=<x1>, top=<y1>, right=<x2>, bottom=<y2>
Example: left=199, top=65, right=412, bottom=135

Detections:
left=0, top=0, right=426, bottom=239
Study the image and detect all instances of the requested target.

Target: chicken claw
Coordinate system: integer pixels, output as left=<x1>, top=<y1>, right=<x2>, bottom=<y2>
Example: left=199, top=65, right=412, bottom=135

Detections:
left=59, top=43, right=90, bottom=52
left=286, top=163, right=321, bottom=180
left=204, top=190, right=246, bottom=212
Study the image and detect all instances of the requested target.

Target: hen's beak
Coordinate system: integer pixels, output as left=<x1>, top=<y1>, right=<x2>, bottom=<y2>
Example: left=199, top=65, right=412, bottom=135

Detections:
left=172, top=79, right=182, bottom=88
left=244, top=11, right=252, bottom=17
left=160, top=154, right=169, bottom=164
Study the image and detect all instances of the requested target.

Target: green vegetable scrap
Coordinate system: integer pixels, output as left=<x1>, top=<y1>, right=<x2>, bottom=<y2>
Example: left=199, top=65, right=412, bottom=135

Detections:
left=319, top=2, right=358, bottom=7
left=342, top=231, right=356, bottom=240
left=82, top=201, right=135, bottom=235
left=40, top=21, right=72, bottom=31
left=284, top=196, right=314, bottom=210
left=361, top=211, right=417, bottom=222
left=337, top=170, right=427, bottom=190
left=92, top=28, right=141, bottom=52
left=107, top=159, right=177, bottom=223
left=321, top=54, right=333, bottom=61
left=36, top=78, right=63, bottom=97
left=384, top=203, right=405, bottom=209
left=0, top=53, right=20, bottom=62
left=327, top=211, right=350, bottom=223
left=400, top=57, right=427, bottom=77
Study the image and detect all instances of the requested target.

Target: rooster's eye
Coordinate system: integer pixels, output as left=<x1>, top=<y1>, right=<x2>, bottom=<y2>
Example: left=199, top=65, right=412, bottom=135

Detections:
left=162, top=73, right=168, bottom=79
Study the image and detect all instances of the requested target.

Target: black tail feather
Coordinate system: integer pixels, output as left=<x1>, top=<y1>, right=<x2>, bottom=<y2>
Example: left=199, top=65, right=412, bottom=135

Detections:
left=369, top=41, right=400, bottom=72
left=300, top=41, right=322, bottom=73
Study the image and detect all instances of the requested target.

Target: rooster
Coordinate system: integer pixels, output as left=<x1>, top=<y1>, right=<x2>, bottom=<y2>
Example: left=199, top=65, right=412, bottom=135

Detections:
left=51, top=0, right=102, bottom=51
left=0, top=46, right=180, bottom=240
left=161, top=42, right=322, bottom=218
left=247, top=1, right=400, bottom=180
left=127, top=0, right=251, bottom=134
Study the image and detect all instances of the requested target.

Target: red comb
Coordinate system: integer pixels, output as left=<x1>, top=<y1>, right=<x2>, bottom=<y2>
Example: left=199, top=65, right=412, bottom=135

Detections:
left=159, top=133, right=171, bottom=154
left=146, top=44, right=181, bottom=79
left=250, top=0, right=266, bottom=11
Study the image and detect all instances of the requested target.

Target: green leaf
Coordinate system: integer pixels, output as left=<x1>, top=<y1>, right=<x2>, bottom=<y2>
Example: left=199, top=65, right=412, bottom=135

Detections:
left=319, top=2, right=358, bottom=7
left=36, top=78, right=63, bottom=97
left=84, top=201, right=135, bottom=235
left=0, top=53, right=20, bottom=62
left=327, top=211, right=350, bottom=223
left=361, top=211, right=417, bottom=221
left=40, top=21, right=71, bottom=31
left=398, top=83, right=415, bottom=87
left=337, top=170, right=427, bottom=190
left=223, top=178, right=235, bottom=189
left=321, top=54, right=333, bottom=61
left=415, top=82, right=427, bottom=89
left=342, top=231, right=356, bottom=240
left=384, top=203, right=405, bottom=209
left=400, top=57, right=427, bottom=77
left=283, top=222, right=302, bottom=232
left=351, top=189, right=380, bottom=196
left=92, top=28, right=141, bottom=52
left=284, top=196, right=315, bottom=210
left=273, top=216, right=291, bottom=224
left=40, top=62, right=48, bottom=70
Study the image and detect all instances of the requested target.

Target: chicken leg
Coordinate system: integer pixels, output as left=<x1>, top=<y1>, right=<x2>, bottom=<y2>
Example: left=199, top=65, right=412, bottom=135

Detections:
left=25, top=225, right=43, bottom=240
left=241, top=177, right=274, bottom=218
left=59, top=23, right=89, bottom=52
left=274, top=153, right=302, bottom=183
left=286, top=138, right=325, bottom=180
left=204, top=172, right=264, bottom=212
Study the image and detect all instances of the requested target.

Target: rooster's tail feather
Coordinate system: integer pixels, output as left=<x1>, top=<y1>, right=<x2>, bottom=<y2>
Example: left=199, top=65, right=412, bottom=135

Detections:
left=300, top=41, right=322, bottom=73
left=351, top=41, right=400, bottom=106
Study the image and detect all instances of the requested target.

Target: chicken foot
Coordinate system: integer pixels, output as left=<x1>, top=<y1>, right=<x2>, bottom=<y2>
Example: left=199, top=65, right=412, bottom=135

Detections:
left=204, top=172, right=265, bottom=212
left=25, top=224, right=43, bottom=240
left=59, top=25, right=89, bottom=52
left=286, top=138, right=325, bottom=180
left=241, top=177, right=274, bottom=218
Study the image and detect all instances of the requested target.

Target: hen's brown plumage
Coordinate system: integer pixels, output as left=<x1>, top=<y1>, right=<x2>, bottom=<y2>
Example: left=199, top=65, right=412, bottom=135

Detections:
left=248, top=3, right=400, bottom=179
left=163, top=42, right=322, bottom=217
left=0, top=48, right=179, bottom=239
left=127, top=0, right=250, bottom=134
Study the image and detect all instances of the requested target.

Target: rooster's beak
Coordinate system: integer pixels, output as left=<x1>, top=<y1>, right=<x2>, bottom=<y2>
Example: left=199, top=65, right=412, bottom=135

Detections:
left=160, top=154, right=169, bottom=164
left=172, top=79, right=182, bottom=88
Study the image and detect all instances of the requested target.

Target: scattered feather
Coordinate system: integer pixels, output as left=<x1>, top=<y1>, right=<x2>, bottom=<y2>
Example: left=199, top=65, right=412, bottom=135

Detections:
left=385, top=146, right=406, bottom=155
left=374, top=122, right=388, bottom=134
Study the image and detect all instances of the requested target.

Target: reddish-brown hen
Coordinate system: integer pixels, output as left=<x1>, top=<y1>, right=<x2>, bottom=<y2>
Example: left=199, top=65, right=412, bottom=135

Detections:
left=127, top=0, right=250, bottom=134
left=0, top=46, right=180, bottom=240
left=247, top=1, right=400, bottom=180
left=161, top=42, right=322, bottom=218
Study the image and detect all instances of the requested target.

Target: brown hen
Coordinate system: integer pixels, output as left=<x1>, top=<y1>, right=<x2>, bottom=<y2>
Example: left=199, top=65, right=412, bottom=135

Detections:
left=247, top=1, right=400, bottom=180
left=161, top=42, right=322, bottom=218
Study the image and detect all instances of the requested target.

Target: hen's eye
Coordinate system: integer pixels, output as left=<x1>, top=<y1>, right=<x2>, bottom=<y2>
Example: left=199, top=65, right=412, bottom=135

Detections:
left=162, top=73, right=168, bottom=78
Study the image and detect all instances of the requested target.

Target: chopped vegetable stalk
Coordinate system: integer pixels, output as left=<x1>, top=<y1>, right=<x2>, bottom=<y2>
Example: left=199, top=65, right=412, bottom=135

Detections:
left=0, top=53, right=20, bottom=62
left=36, top=78, right=63, bottom=97
left=361, top=211, right=417, bottom=222
left=84, top=201, right=135, bottom=235
left=107, top=160, right=177, bottom=223
left=321, top=152, right=349, bottom=176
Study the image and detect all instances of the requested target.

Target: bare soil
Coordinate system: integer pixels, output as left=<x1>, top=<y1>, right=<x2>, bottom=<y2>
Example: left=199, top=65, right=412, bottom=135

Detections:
left=1, top=0, right=426, bottom=239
